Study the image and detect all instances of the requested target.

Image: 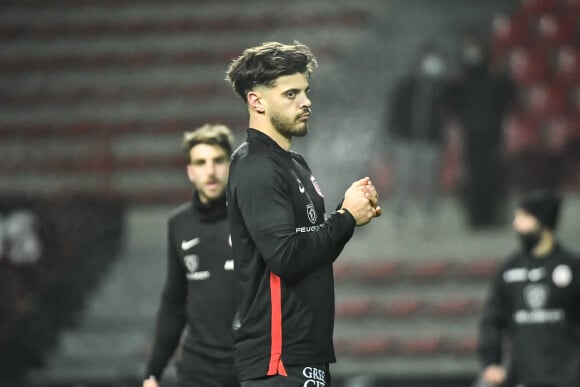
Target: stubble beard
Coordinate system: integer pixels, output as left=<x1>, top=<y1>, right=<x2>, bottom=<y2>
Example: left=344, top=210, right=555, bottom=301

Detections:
left=270, top=110, right=308, bottom=139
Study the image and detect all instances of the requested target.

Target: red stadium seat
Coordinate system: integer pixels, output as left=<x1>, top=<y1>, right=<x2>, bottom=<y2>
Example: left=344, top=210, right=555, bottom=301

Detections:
left=537, top=13, right=576, bottom=48
left=508, top=46, right=550, bottom=86
left=520, top=0, right=560, bottom=18
left=491, top=13, right=530, bottom=52
left=503, top=111, right=542, bottom=155
left=380, top=298, right=423, bottom=319
left=526, top=82, right=568, bottom=120
left=563, top=0, right=580, bottom=18
left=400, top=337, right=443, bottom=356
left=430, top=298, right=480, bottom=318
left=336, top=299, right=374, bottom=319
left=458, top=260, right=501, bottom=280
left=545, top=115, right=573, bottom=153
left=407, top=261, right=452, bottom=281
left=350, top=337, right=396, bottom=356
left=555, top=46, right=580, bottom=83
left=449, top=336, right=478, bottom=355
left=356, top=261, right=402, bottom=282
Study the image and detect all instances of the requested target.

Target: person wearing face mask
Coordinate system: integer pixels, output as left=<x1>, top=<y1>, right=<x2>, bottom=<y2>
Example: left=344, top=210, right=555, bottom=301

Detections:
left=477, top=192, right=580, bottom=387
left=450, top=36, right=515, bottom=229
left=385, top=44, right=451, bottom=227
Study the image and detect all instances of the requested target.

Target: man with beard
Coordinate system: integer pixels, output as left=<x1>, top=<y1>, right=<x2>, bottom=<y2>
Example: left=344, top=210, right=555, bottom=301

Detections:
left=143, top=124, right=240, bottom=387
left=478, top=192, right=580, bottom=387
left=224, top=41, right=381, bottom=386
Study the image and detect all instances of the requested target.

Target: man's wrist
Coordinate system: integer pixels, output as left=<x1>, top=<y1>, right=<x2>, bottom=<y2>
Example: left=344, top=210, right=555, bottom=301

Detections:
left=145, top=375, right=157, bottom=382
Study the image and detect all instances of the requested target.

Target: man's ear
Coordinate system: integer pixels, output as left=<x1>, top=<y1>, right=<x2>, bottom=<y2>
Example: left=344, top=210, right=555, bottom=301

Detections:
left=186, top=164, right=195, bottom=183
left=247, top=91, right=265, bottom=113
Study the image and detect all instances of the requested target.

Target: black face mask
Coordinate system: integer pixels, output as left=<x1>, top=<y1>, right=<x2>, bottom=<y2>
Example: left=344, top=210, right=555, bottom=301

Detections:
left=517, top=229, right=542, bottom=254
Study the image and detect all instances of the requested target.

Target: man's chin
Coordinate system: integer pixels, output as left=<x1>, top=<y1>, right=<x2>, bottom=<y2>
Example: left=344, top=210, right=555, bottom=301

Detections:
left=293, top=124, right=308, bottom=137
left=199, top=189, right=225, bottom=203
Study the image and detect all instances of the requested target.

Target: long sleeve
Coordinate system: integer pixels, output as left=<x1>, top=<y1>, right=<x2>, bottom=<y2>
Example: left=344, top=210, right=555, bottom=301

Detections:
left=232, top=155, right=355, bottom=279
left=478, top=267, right=508, bottom=367
left=144, top=224, right=187, bottom=380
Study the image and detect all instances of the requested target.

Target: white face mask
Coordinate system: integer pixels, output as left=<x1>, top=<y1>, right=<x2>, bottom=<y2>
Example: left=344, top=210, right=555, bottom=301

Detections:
left=421, top=56, right=445, bottom=77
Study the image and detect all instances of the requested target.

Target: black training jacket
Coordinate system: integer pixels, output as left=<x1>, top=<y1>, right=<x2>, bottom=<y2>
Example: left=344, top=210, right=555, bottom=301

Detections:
left=478, top=244, right=580, bottom=387
left=144, top=193, right=237, bottom=380
left=227, top=129, right=356, bottom=381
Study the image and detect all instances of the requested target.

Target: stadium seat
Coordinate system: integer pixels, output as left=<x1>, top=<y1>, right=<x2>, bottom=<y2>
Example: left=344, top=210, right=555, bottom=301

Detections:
left=448, top=336, right=478, bottom=356
left=555, top=46, right=580, bottom=83
left=503, top=111, right=542, bottom=155
left=356, top=261, right=402, bottom=282
left=457, top=260, right=500, bottom=280
left=407, top=260, right=452, bottom=281
left=336, top=337, right=395, bottom=357
left=526, top=82, right=568, bottom=120
left=563, top=0, right=580, bottom=18
left=520, top=0, right=560, bottom=18
left=491, top=13, right=530, bottom=52
left=508, top=46, right=550, bottom=86
left=430, top=298, right=481, bottom=318
left=380, top=298, right=423, bottom=319
left=537, top=13, right=576, bottom=49
left=336, top=299, right=375, bottom=319
left=400, top=337, right=444, bottom=356
left=544, top=115, right=573, bottom=153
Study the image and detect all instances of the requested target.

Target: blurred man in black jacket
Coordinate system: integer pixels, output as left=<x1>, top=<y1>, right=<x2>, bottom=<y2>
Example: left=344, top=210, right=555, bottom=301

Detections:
left=143, top=124, right=240, bottom=387
left=478, top=192, right=580, bottom=387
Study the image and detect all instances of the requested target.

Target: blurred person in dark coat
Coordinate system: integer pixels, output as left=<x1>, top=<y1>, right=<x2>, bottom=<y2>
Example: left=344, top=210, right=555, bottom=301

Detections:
left=478, top=192, right=580, bottom=387
left=451, top=36, right=515, bottom=229
left=386, top=45, right=451, bottom=226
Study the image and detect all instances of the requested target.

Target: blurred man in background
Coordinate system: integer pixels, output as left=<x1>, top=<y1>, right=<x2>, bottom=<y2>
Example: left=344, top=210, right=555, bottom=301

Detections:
left=451, top=36, right=515, bottom=229
left=225, top=41, right=380, bottom=386
left=385, top=44, right=451, bottom=227
left=143, top=124, right=240, bottom=387
left=478, top=192, right=580, bottom=387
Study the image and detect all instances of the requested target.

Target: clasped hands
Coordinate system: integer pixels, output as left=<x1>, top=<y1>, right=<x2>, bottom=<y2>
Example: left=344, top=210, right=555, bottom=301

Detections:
left=341, top=177, right=382, bottom=226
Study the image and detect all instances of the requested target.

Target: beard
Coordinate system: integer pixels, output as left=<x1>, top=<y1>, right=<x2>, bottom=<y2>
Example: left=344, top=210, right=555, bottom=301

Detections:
left=270, top=109, right=309, bottom=138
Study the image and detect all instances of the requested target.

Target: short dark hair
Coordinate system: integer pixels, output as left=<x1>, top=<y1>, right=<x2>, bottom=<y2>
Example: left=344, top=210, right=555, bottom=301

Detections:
left=182, top=124, right=234, bottom=159
left=225, top=41, right=318, bottom=101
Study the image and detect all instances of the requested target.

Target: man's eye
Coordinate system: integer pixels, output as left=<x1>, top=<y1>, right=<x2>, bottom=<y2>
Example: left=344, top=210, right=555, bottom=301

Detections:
left=286, top=91, right=296, bottom=98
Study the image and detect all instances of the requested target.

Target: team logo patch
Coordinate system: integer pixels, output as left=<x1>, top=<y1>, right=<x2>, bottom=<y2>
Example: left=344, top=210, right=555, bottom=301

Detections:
left=310, top=175, right=324, bottom=197
left=524, top=284, right=549, bottom=310
left=184, top=254, right=199, bottom=273
left=307, top=204, right=317, bottom=224
left=552, top=264, right=572, bottom=288
left=297, top=178, right=305, bottom=194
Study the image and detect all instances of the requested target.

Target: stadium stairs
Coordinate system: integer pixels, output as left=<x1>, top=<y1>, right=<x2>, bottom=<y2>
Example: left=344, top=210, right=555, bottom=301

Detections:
left=2, top=0, right=579, bottom=386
